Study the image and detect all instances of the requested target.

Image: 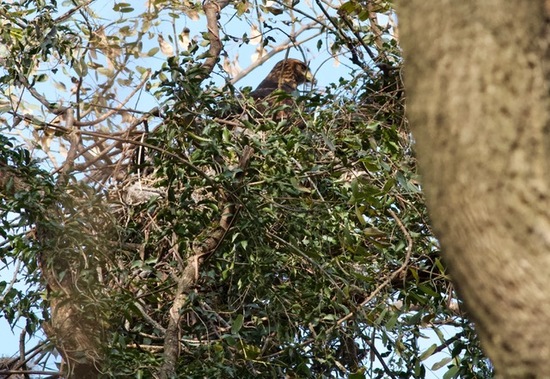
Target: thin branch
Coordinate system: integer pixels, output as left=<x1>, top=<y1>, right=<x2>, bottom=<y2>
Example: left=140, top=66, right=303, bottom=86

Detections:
left=17, top=74, right=68, bottom=114
left=337, top=209, right=412, bottom=326
left=55, top=0, right=94, bottom=23
left=74, top=69, right=151, bottom=127
left=0, top=258, right=21, bottom=302
left=134, top=301, right=167, bottom=334
left=361, top=335, right=397, bottom=379
left=314, top=0, right=362, bottom=67
left=9, top=110, right=216, bottom=188
left=57, top=108, right=79, bottom=179
left=366, top=1, right=385, bottom=54
left=230, top=22, right=323, bottom=85
left=18, top=329, right=25, bottom=371
left=433, top=332, right=465, bottom=355
left=266, top=230, right=345, bottom=295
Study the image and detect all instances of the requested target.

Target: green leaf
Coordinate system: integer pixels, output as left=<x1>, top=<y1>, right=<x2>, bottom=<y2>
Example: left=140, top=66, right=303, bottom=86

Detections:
left=419, top=343, right=437, bottom=361
left=417, top=284, right=439, bottom=298
left=316, top=39, right=323, bottom=51
left=97, top=67, right=113, bottom=77
left=349, top=369, right=366, bottom=379
left=113, top=2, right=133, bottom=12
left=147, top=47, right=159, bottom=57
left=432, top=357, right=452, bottom=371
left=443, top=364, right=460, bottom=379
left=36, top=74, right=48, bottom=82
left=339, top=1, right=357, bottom=14
left=242, top=343, right=261, bottom=359
left=236, top=0, right=250, bottom=16
left=231, top=314, right=244, bottom=334
left=263, top=5, right=283, bottom=15
left=435, top=257, right=446, bottom=274
left=385, top=311, right=398, bottom=330
left=221, top=334, right=237, bottom=346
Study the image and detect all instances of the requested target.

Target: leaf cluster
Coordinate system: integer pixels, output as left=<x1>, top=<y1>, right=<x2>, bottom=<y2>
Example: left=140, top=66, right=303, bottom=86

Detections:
left=99, top=58, right=491, bottom=378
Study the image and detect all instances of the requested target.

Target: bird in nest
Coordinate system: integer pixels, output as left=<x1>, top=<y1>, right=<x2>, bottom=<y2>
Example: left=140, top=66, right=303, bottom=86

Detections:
left=250, top=58, right=316, bottom=99
left=247, top=58, right=316, bottom=120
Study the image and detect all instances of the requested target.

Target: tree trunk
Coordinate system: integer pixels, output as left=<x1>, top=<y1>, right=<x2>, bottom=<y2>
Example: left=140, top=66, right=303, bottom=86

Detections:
left=398, top=1, right=550, bottom=377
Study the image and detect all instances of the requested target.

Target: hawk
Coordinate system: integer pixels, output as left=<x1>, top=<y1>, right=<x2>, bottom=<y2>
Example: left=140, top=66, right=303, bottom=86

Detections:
left=248, top=58, right=315, bottom=120
left=250, top=58, right=315, bottom=100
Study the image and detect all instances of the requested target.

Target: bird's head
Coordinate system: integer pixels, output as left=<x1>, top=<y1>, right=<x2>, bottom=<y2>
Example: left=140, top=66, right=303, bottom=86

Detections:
left=251, top=58, right=315, bottom=98
left=270, top=58, right=316, bottom=90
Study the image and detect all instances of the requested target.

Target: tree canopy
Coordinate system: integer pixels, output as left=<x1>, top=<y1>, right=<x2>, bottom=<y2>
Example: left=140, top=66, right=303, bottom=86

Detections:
left=0, top=1, right=491, bottom=378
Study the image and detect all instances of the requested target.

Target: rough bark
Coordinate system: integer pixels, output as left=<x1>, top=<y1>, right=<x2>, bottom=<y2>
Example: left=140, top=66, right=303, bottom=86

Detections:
left=398, top=1, right=550, bottom=377
left=40, top=249, right=104, bottom=379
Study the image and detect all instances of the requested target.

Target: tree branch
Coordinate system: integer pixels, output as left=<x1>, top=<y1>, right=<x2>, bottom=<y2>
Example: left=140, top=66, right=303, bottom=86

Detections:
left=158, top=146, right=253, bottom=379
left=201, top=0, right=231, bottom=79
left=337, top=209, right=412, bottom=326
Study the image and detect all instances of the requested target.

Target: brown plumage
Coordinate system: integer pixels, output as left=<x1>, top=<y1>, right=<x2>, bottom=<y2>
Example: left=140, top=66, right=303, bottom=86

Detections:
left=249, top=59, right=315, bottom=120
left=250, top=58, right=315, bottom=99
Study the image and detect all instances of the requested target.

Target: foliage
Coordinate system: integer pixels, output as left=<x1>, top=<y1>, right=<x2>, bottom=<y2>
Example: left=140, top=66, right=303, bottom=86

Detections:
left=0, top=0, right=492, bottom=378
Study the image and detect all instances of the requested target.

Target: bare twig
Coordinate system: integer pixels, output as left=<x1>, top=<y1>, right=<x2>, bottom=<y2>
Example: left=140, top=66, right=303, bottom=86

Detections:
left=433, top=331, right=465, bottom=355
left=55, top=0, right=94, bottom=23
left=57, top=108, right=79, bottom=179
left=74, top=70, right=151, bottom=127
left=9, top=110, right=216, bottom=188
left=230, top=22, right=323, bottom=85
left=17, top=74, right=68, bottom=114
left=18, top=329, right=25, bottom=371
left=361, top=335, right=397, bottom=379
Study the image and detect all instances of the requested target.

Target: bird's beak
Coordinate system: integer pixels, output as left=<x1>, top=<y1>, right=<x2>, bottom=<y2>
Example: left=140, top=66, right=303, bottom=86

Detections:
left=305, top=69, right=316, bottom=85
